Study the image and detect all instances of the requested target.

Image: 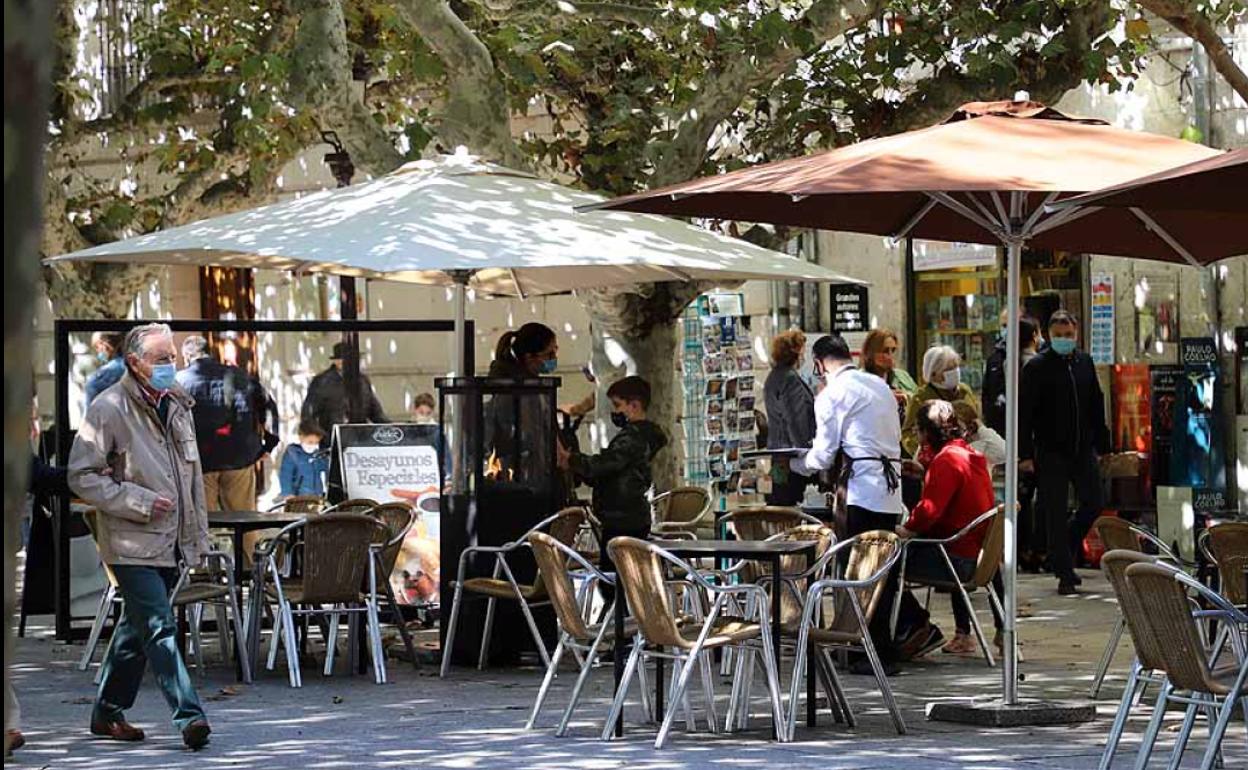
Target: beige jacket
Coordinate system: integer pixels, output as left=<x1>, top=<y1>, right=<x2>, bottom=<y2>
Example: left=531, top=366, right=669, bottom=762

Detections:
left=68, top=370, right=210, bottom=567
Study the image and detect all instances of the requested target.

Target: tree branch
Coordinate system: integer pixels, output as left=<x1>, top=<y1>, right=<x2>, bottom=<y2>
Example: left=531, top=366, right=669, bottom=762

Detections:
left=289, top=0, right=404, bottom=174
left=648, top=0, right=879, bottom=187
left=395, top=0, right=527, bottom=167
left=1140, top=0, right=1248, bottom=104
left=870, top=1, right=1116, bottom=136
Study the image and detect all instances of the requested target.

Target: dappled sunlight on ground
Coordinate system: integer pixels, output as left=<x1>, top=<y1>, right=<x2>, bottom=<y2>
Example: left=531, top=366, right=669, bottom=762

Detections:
left=10, top=571, right=1244, bottom=769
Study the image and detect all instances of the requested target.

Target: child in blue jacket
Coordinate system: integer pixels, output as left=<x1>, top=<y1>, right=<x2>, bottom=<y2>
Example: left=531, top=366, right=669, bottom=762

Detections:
left=279, top=420, right=329, bottom=497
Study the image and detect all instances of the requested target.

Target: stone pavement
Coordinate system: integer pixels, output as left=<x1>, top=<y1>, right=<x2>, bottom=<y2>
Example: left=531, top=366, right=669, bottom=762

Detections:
left=8, top=570, right=1246, bottom=769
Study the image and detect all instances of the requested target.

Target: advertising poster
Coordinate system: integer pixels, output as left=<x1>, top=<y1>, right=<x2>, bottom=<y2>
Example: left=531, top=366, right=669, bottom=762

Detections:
left=1112, top=363, right=1150, bottom=453
left=1090, top=273, right=1115, bottom=365
left=335, top=423, right=441, bottom=604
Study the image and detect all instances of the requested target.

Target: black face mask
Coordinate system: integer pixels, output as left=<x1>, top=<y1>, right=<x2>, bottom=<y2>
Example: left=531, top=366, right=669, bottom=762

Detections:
left=611, top=411, right=629, bottom=429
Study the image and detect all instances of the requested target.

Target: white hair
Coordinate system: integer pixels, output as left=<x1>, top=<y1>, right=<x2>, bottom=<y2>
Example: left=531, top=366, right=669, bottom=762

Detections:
left=181, top=335, right=210, bottom=362
left=123, top=323, right=173, bottom=359
left=922, top=345, right=961, bottom=385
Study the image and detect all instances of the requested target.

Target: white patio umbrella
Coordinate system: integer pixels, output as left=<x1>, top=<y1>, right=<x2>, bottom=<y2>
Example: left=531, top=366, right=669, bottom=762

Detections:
left=49, top=153, right=862, bottom=372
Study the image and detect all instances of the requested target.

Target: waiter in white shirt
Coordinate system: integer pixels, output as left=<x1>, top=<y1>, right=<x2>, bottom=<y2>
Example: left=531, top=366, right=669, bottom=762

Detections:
left=791, top=334, right=933, bottom=670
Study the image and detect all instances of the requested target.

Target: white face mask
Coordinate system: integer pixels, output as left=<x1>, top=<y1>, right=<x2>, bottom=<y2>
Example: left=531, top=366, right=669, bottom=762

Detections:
left=301, top=441, right=322, bottom=454
left=938, top=368, right=960, bottom=391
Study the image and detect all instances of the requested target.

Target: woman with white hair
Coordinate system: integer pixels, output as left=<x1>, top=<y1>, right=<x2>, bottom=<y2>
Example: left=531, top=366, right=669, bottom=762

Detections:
left=901, top=345, right=980, bottom=458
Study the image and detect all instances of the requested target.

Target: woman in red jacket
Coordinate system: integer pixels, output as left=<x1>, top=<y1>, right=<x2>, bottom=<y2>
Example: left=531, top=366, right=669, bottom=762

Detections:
left=897, top=400, right=1004, bottom=655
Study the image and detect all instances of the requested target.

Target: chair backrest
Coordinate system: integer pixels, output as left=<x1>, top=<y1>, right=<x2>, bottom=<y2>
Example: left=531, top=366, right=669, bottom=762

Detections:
left=726, top=506, right=819, bottom=541
left=529, top=532, right=592, bottom=642
left=81, top=508, right=120, bottom=589
left=607, top=537, right=686, bottom=648
left=656, top=487, right=711, bottom=525
left=321, top=498, right=379, bottom=516
left=1207, top=521, right=1248, bottom=606
left=546, top=506, right=591, bottom=547
left=970, top=506, right=1006, bottom=588
left=1123, top=561, right=1222, bottom=694
left=825, top=530, right=899, bottom=639
left=1094, top=516, right=1142, bottom=552
left=273, top=495, right=325, bottom=514
left=300, top=513, right=390, bottom=604
left=773, top=525, right=835, bottom=624
left=1100, top=550, right=1168, bottom=672
left=370, top=502, right=418, bottom=576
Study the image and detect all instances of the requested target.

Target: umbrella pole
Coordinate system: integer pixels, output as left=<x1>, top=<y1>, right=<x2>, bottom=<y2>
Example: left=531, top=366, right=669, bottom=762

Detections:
left=449, top=271, right=473, bottom=376
left=1002, top=234, right=1022, bottom=706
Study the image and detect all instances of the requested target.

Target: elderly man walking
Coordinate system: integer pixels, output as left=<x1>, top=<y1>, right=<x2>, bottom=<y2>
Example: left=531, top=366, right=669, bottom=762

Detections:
left=68, top=323, right=213, bottom=750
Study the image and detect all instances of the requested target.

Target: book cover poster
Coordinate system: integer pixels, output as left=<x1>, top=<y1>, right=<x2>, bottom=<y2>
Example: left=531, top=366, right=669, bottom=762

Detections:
left=1113, top=363, right=1151, bottom=453
left=1149, top=365, right=1182, bottom=489
left=938, top=297, right=954, bottom=330
left=968, top=296, right=984, bottom=331
left=952, top=295, right=969, bottom=329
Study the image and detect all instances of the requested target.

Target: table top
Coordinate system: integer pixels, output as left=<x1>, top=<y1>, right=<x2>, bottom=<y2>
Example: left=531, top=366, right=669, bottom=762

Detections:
left=208, top=510, right=304, bottom=528
left=651, top=538, right=818, bottom=558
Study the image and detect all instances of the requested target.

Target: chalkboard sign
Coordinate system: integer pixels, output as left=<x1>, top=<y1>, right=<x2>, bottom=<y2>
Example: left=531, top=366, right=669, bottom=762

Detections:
left=829, top=284, right=868, bottom=333
left=333, top=423, right=441, bottom=511
left=333, top=422, right=443, bottom=606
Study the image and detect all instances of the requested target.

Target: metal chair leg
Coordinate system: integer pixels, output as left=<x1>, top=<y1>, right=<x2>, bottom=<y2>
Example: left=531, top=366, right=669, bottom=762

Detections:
left=440, top=582, right=465, bottom=677
left=478, top=596, right=498, bottom=670
left=657, top=647, right=704, bottom=749
left=758, top=627, right=789, bottom=742
left=819, top=648, right=854, bottom=728
left=1099, top=661, right=1143, bottom=770
left=1166, top=702, right=1200, bottom=770
left=601, top=638, right=643, bottom=742
left=698, top=647, right=719, bottom=733
left=267, top=604, right=283, bottom=671
left=856, top=599, right=905, bottom=735
left=80, top=586, right=115, bottom=672
left=1199, top=664, right=1246, bottom=770
left=556, top=623, right=610, bottom=736
left=528, top=635, right=567, bottom=729
left=324, top=607, right=341, bottom=676
left=1133, top=681, right=1173, bottom=770
left=377, top=553, right=419, bottom=670
left=368, top=600, right=387, bottom=684
left=1091, top=616, right=1126, bottom=699
left=225, top=588, right=252, bottom=684
left=281, top=603, right=301, bottom=687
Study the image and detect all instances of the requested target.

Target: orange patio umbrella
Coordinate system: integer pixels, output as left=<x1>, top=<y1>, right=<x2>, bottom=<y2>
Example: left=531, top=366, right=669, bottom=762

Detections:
left=585, top=100, right=1240, bottom=707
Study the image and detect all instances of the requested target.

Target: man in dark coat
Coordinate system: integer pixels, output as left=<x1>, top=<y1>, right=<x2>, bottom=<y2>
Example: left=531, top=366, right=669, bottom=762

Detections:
left=300, top=341, right=389, bottom=448
left=175, top=336, right=270, bottom=511
left=1019, top=311, right=1110, bottom=595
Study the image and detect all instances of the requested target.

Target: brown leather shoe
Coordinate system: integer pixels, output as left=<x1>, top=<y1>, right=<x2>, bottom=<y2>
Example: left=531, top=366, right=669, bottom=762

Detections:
left=181, top=719, right=211, bottom=750
left=6, top=729, right=25, bottom=754
left=90, top=719, right=146, bottom=742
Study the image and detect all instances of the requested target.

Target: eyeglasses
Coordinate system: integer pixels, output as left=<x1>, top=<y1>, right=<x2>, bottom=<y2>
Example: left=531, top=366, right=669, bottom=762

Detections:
left=145, top=354, right=176, bottom=365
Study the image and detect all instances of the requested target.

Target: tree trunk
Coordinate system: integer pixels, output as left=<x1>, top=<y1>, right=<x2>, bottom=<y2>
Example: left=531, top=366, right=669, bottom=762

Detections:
left=5, top=0, right=54, bottom=752
left=581, top=281, right=708, bottom=492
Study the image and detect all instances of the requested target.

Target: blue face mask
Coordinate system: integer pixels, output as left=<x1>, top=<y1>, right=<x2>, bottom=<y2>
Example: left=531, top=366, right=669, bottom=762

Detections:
left=539, top=357, right=558, bottom=374
left=1050, top=337, right=1077, bottom=356
left=97, top=351, right=110, bottom=363
left=148, top=363, right=178, bottom=391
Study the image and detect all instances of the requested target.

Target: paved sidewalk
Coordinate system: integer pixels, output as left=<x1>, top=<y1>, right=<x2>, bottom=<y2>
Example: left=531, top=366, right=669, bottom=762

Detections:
left=8, top=570, right=1245, bottom=769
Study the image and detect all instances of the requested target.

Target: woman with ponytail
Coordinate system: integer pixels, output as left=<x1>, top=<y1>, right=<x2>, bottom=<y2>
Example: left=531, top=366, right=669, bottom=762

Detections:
left=489, top=323, right=558, bottom=378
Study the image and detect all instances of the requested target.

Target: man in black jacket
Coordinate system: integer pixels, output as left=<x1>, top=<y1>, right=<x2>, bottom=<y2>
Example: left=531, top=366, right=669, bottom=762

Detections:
left=176, top=336, right=269, bottom=511
left=1018, top=311, right=1109, bottom=595
left=301, top=341, right=389, bottom=448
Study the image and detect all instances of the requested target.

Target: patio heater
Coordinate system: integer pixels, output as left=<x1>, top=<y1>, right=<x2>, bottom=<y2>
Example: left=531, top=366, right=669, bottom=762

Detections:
left=436, top=376, right=562, bottom=665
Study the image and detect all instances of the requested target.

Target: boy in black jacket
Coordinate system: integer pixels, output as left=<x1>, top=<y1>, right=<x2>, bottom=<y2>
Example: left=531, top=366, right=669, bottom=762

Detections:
left=557, top=376, right=667, bottom=601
